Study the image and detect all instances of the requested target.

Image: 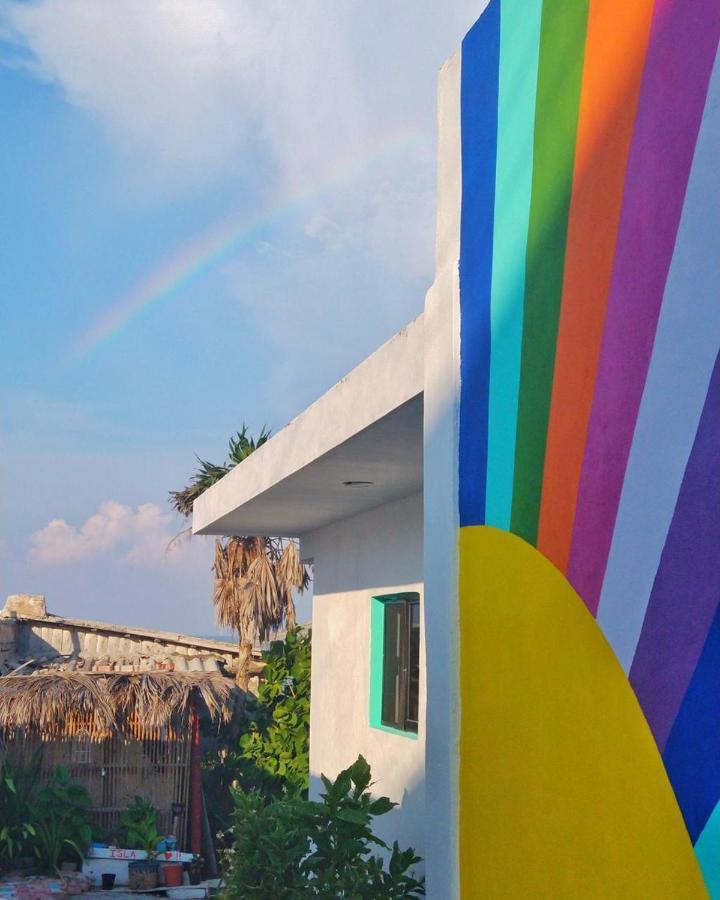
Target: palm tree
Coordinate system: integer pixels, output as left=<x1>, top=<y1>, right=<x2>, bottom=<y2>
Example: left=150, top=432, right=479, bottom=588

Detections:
left=169, top=425, right=271, bottom=518
left=170, top=426, right=309, bottom=689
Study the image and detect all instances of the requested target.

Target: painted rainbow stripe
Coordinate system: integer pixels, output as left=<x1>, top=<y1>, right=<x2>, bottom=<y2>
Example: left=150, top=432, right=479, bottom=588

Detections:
left=457, top=0, right=720, bottom=889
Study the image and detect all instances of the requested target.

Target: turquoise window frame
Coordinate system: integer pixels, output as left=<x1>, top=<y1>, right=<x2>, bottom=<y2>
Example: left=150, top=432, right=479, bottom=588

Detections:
left=369, top=593, right=419, bottom=739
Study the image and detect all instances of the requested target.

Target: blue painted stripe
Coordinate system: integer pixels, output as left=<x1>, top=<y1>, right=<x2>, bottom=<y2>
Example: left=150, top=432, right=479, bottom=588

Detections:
left=597, top=52, right=720, bottom=672
left=663, top=601, right=720, bottom=844
left=459, top=0, right=501, bottom=527
left=695, top=801, right=720, bottom=896
left=485, top=0, right=542, bottom=529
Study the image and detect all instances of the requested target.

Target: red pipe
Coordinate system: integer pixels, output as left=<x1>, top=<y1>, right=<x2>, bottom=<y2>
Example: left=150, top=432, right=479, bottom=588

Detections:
left=190, top=700, right=202, bottom=854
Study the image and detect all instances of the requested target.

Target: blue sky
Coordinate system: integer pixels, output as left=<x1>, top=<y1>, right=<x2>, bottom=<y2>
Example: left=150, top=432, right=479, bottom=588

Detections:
left=1, top=1, right=479, bottom=634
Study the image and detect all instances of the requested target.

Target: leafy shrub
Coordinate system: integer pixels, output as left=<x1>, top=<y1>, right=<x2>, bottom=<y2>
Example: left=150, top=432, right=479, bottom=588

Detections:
left=0, top=753, right=41, bottom=867
left=221, top=755, right=424, bottom=899
left=222, top=788, right=310, bottom=897
left=118, top=796, right=164, bottom=857
left=32, top=766, right=94, bottom=872
left=203, top=629, right=311, bottom=835
left=1, top=757, right=94, bottom=872
left=238, top=628, right=310, bottom=794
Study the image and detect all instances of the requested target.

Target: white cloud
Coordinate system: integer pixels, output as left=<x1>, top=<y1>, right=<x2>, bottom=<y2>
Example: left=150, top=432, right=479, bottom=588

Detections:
left=28, top=500, right=202, bottom=568
left=1, top=0, right=480, bottom=276
left=1, top=1, right=376, bottom=184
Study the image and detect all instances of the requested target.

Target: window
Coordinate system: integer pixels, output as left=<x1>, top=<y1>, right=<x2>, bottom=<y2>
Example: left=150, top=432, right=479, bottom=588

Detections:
left=71, top=732, right=92, bottom=765
left=370, top=593, right=420, bottom=736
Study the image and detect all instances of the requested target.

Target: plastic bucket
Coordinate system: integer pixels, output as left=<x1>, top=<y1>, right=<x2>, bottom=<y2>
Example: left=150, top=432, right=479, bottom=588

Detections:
left=161, top=863, right=184, bottom=887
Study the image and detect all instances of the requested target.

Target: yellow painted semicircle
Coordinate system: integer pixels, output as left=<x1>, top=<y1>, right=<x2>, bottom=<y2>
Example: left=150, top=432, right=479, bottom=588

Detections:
left=459, top=526, right=707, bottom=898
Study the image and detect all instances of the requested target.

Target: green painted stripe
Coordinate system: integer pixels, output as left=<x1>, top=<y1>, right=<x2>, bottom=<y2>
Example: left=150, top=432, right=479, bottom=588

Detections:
left=485, top=0, right=543, bottom=530
left=369, top=595, right=385, bottom=728
left=510, top=0, right=590, bottom=544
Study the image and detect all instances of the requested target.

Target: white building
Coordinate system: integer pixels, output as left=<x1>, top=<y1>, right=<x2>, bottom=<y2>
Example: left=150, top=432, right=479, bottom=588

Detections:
left=193, top=2, right=720, bottom=895
left=193, top=315, right=427, bottom=858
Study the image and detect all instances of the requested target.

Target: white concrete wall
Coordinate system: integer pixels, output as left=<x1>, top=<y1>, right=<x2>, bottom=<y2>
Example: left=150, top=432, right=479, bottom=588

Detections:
left=302, top=491, right=425, bottom=861
left=193, top=316, right=423, bottom=537
left=423, top=48, right=463, bottom=899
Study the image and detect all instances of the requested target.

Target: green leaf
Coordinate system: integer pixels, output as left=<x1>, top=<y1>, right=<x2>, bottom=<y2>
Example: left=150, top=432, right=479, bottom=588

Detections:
left=368, top=796, right=395, bottom=816
left=335, top=807, right=370, bottom=826
left=334, top=768, right=352, bottom=798
left=348, top=755, right=371, bottom=794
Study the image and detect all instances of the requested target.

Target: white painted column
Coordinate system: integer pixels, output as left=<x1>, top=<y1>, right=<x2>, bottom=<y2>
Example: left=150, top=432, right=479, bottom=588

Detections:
left=423, top=48, right=462, bottom=900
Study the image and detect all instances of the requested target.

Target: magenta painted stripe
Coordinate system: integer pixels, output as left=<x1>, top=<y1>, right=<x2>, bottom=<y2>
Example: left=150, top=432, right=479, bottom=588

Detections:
left=567, top=0, right=720, bottom=613
left=629, top=351, right=720, bottom=752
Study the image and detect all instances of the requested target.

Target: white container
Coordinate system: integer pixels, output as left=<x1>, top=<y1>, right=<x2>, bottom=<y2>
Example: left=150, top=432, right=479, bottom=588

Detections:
left=82, top=857, right=130, bottom=888
left=82, top=847, right=194, bottom=886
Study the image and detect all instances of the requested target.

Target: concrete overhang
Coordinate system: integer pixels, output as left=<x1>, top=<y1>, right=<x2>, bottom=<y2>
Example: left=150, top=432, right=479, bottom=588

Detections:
left=192, top=315, right=424, bottom=538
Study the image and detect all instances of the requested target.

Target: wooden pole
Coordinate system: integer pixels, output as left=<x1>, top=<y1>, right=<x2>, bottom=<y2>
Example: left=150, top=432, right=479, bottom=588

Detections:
left=190, top=700, right=202, bottom=855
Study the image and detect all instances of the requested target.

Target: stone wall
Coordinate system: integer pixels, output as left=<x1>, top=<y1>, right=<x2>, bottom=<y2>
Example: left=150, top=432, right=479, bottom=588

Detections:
left=0, top=618, right=18, bottom=670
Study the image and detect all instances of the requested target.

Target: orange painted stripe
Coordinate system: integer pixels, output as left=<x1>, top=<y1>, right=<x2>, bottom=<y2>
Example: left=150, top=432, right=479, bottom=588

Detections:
left=536, top=0, right=655, bottom=573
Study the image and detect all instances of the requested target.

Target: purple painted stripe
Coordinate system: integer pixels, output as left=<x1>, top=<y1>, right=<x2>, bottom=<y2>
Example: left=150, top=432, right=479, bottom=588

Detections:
left=630, top=351, right=720, bottom=752
left=567, top=0, right=720, bottom=613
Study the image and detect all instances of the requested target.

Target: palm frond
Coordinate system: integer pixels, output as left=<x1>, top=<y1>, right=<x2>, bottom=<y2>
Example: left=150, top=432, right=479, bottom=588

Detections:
left=277, top=541, right=308, bottom=592
left=211, top=536, right=306, bottom=649
left=170, top=426, right=272, bottom=519
left=227, top=424, right=271, bottom=467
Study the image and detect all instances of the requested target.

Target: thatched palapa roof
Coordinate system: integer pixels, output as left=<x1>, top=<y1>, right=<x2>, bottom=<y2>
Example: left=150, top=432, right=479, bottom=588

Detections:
left=0, top=670, right=235, bottom=741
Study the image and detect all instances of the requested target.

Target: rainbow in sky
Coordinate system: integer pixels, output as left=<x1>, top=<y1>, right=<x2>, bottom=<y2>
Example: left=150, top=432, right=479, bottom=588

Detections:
left=70, top=128, right=421, bottom=360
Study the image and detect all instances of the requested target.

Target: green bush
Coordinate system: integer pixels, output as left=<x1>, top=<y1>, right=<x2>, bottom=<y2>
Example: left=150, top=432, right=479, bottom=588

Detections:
left=222, top=788, right=310, bottom=897
left=1, top=757, right=95, bottom=872
left=0, top=753, right=41, bottom=866
left=118, top=796, right=164, bottom=857
left=203, top=629, right=311, bottom=835
left=33, top=766, right=94, bottom=872
left=238, top=628, right=311, bottom=794
left=221, top=755, right=424, bottom=899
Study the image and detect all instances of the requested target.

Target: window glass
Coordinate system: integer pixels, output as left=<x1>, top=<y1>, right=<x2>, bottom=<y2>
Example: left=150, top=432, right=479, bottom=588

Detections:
left=382, top=601, right=406, bottom=729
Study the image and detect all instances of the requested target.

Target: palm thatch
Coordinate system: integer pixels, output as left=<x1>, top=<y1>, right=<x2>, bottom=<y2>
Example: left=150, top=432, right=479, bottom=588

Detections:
left=0, top=671, right=235, bottom=741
